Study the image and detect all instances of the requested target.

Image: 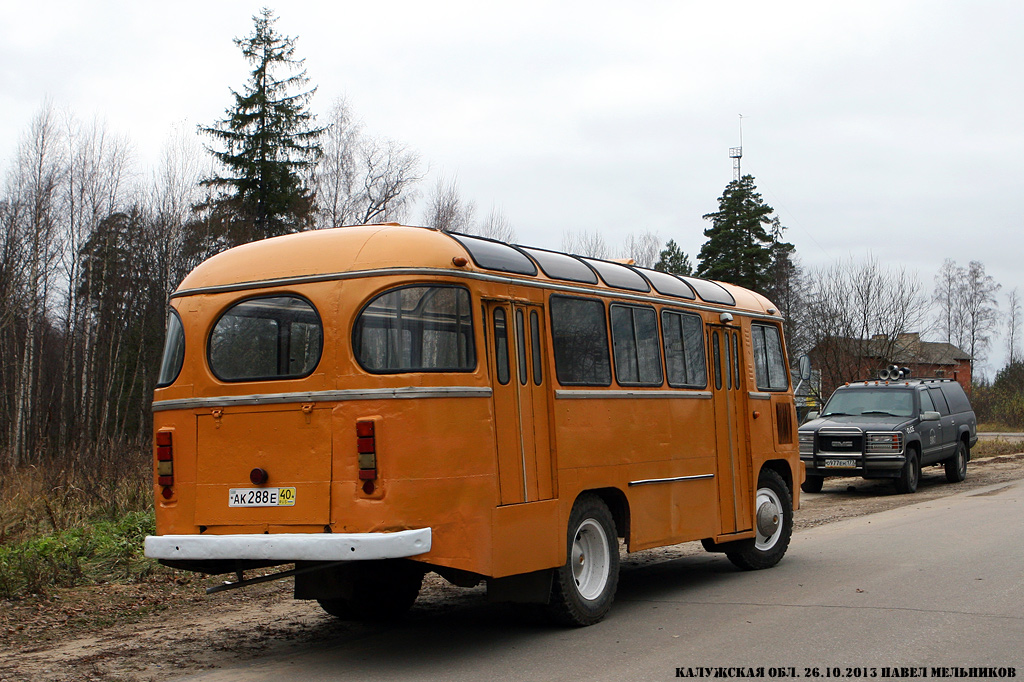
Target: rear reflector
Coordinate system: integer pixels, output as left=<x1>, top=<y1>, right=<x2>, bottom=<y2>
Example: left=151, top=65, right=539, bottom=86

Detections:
left=356, top=419, right=377, bottom=481
left=156, top=429, right=174, bottom=491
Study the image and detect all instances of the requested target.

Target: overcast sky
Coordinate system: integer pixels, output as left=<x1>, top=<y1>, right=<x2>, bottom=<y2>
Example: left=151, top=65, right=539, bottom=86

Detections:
left=2, top=1, right=1021, bottom=374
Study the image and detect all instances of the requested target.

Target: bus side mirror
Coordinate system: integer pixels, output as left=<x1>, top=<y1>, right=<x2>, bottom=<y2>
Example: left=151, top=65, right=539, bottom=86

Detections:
left=798, top=355, right=812, bottom=382
left=921, top=411, right=940, bottom=422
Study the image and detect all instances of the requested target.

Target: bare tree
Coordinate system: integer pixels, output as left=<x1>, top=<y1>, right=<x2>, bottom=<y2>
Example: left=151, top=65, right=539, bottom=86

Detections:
left=933, top=258, right=967, bottom=347
left=357, top=137, right=422, bottom=224
left=562, top=230, right=609, bottom=259
left=621, top=231, right=660, bottom=268
left=422, top=174, right=476, bottom=233
left=308, top=97, right=423, bottom=228
left=150, top=121, right=204, bottom=290
left=804, top=255, right=929, bottom=396
left=9, top=102, right=65, bottom=466
left=478, top=205, right=516, bottom=242
left=61, top=114, right=134, bottom=446
left=959, top=260, right=1001, bottom=372
left=311, top=97, right=362, bottom=229
left=1006, top=288, right=1021, bottom=365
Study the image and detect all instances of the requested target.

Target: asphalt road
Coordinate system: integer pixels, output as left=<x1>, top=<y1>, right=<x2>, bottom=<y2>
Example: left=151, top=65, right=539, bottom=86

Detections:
left=177, top=478, right=1024, bottom=682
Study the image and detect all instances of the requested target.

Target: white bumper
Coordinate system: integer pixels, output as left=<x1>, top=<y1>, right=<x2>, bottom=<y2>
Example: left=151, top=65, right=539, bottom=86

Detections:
left=144, top=528, right=431, bottom=562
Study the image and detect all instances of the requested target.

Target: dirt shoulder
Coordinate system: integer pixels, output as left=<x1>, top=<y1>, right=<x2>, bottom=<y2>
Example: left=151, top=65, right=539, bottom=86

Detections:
left=3, top=453, right=1024, bottom=682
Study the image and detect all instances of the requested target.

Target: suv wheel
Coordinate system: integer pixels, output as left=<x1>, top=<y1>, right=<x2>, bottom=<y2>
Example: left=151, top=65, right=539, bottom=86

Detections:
left=894, top=449, right=920, bottom=494
left=945, top=440, right=968, bottom=483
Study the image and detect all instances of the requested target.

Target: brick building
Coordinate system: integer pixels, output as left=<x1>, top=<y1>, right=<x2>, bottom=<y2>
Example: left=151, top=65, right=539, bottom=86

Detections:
left=808, top=332, right=972, bottom=398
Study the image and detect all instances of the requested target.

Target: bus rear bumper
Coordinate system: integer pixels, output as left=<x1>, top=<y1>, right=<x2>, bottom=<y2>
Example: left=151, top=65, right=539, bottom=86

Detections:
left=144, top=528, right=432, bottom=562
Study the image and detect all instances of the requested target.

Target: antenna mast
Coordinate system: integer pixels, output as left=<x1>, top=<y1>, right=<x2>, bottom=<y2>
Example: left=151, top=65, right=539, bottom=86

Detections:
left=729, top=114, right=743, bottom=181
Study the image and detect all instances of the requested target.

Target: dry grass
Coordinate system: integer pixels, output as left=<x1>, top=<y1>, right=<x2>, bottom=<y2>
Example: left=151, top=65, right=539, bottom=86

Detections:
left=973, top=438, right=1024, bottom=458
left=0, top=440, right=158, bottom=599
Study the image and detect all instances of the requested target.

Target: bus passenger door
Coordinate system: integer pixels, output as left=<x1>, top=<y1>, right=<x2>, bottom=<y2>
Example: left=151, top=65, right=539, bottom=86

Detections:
left=707, top=323, right=753, bottom=535
left=485, top=301, right=554, bottom=505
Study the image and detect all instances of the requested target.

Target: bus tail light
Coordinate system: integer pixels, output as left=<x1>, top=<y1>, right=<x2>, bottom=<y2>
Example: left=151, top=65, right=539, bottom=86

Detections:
left=356, top=420, right=377, bottom=481
left=156, top=430, right=174, bottom=490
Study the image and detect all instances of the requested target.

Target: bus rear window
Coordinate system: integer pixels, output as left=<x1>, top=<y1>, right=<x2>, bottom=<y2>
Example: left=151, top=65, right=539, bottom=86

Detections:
left=354, top=285, right=475, bottom=373
left=208, top=296, right=323, bottom=382
left=156, top=310, right=185, bottom=387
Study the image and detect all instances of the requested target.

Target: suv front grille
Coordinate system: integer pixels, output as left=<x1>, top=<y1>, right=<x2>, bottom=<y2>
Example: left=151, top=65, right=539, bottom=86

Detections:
left=818, top=427, right=863, bottom=454
left=865, top=432, right=904, bottom=454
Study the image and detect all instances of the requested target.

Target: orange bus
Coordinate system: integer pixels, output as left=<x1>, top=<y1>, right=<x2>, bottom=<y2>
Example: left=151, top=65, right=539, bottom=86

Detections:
left=144, top=223, right=802, bottom=626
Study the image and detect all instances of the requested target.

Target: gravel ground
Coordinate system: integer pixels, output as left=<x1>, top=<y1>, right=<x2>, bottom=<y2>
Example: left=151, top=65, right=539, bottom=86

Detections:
left=3, top=452, right=1023, bottom=682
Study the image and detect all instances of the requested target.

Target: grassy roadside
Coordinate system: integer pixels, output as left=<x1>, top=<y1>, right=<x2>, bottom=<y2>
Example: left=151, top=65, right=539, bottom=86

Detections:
left=973, top=438, right=1024, bottom=458
left=0, top=445, right=168, bottom=601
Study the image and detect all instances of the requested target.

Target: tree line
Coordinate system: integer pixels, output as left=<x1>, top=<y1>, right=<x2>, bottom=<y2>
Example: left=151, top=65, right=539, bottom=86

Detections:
left=0, top=8, right=1017, bottom=476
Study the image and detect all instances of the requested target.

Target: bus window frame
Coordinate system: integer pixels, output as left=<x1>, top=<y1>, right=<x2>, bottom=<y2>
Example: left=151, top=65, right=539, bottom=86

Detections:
left=660, top=308, right=708, bottom=389
left=156, top=308, right=186, bottom=388
left=207, top=292, right=324, bottom=383
left=750, top=322, right=790, bottom=392
left=609, top=302, right=664, bottom=387
left=548, top=294, right=613, bottom=388
left=352, top=283, right=478, bottom=375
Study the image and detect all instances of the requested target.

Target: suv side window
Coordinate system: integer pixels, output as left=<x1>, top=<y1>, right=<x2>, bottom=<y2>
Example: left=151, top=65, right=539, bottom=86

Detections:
left=940, top=383, right=971, bottom=413
left=929, top=387, right=950, bottom=415
left=919, top=389, right=934, bottom=413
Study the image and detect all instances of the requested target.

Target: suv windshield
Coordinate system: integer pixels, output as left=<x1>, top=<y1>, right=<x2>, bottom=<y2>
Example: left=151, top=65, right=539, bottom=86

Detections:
left=822, top=388, right=914, bottom=418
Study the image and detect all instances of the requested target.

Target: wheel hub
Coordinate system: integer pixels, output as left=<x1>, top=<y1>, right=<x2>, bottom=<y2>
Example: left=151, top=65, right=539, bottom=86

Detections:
left=756, top=500, right=780, bottom=537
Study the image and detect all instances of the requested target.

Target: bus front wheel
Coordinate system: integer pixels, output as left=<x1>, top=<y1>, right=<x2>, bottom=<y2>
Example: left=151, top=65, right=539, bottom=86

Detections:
left=726, top=469, right=793, bottom=571
left=546, top=494, right=619, bottom=627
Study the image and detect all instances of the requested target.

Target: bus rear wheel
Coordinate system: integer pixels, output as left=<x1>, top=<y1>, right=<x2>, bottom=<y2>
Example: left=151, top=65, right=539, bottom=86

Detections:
left=726, top=469, right=793, bottom=571
left=317, top=561, right=424, bottom=622
left=546, top=494, right=619, bottom=627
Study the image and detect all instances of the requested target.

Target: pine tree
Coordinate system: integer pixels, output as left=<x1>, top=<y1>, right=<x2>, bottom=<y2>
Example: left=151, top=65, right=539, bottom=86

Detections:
left=654, top=239, right=693, bottom=276
left=696, top=174, right=776, bottom=291
left=198, top=8, right=324, bottom=246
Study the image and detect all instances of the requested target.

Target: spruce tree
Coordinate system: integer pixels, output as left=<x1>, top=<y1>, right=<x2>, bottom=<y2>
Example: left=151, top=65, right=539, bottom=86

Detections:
left=696, top=174, right=777, bottom=291
left=198, top=8, right=324, bottom=246
left=654, top=239, right=694, bottom=275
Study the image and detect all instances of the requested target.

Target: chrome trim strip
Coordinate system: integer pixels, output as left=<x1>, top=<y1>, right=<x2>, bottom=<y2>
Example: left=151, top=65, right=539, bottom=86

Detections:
left=748, top=392, right=772, bottom=400
left=555, top=390, right=712, bottom=400
left=171, top=267, right=780, bottom=321
left=153, top=386, right=492, bottom=412
left=628, top=473, right=715, bottom=487
left=144, top=528, right=431, bottom=561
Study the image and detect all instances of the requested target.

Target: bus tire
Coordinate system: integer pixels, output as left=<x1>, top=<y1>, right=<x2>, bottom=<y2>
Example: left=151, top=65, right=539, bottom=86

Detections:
left=894, top=448, right=920, bottom=494
left=801, top=475, right=824, bottom=494
left=726, top=469, right=793, bottom=571
left=317, top=561, right=423, bottom=622
left=546, top=494, right=619, bottom=627
left=944, top=440, right=968, bottom=483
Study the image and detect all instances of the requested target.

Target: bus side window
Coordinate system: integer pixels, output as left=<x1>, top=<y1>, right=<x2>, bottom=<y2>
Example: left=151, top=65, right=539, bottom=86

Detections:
left=661, top=310, right=707, bottom=388
left=549, top=295, right=611, bottom=386
left=530, top=310, right=543, bottom=385
left=515, top=309, right=528, bottom=385
left=609, top=304, right=663, bottom=387
left=751, top=323, right=788, bottom=391
left=712, top=331, right=722, bottom=390
left=354, top=285, right=475, bottom=373
left=493, top=308, right=510, bottom=385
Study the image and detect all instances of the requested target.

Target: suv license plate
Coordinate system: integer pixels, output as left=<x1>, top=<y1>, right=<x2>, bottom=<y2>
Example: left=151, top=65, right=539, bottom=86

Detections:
left=228, top=487, right=296, bottom=507
left=824, top=458, right=856, bottom=469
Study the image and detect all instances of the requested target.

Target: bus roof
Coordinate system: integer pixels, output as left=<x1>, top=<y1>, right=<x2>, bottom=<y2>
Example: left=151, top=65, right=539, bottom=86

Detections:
left=175, top=224, right=780, bottom=315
